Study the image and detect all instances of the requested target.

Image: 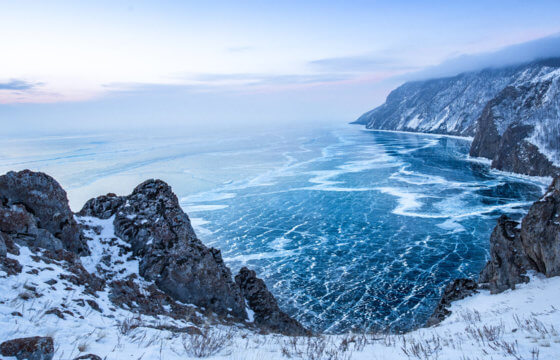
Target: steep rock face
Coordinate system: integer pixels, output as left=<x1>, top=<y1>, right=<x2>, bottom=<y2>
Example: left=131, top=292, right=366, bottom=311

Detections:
left=357, top=58, right=560, bottom=177
left=235, top=267, right=309, bottom=336
left=519, top=177, right=560, bottom=276
left=0, top=170, right=89, bottom=255
left=429, top=176, right=560, bottom=325
left=81, top=179, right=248, bottom=320
left=478, top=215, right=536, bottom=293
left=354, top=68, right=516, bottom=136
left=468, top=65, right=560, bottom=176
left=490, top=125, right=557, bottom=177
left=480, top=177, right=560, bottom=292
left=469, top=86, right=517, bottom=159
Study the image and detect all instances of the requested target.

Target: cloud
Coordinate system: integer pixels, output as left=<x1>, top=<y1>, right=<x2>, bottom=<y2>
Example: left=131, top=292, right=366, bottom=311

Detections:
left=0, top=79, right=40, bottom=91
left=191, top=72, right=352, bottom=85
left=406, top=33, right=560, bottom=80
left=309, top=55, right=415, bottom=72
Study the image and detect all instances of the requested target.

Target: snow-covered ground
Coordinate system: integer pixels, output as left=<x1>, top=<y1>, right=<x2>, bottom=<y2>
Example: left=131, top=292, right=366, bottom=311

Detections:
left=1, top=217, right=559, bottom=359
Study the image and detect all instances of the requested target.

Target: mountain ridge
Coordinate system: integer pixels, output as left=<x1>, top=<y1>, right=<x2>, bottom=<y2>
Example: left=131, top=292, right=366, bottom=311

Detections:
left=355, top=58, right=560, bottom=176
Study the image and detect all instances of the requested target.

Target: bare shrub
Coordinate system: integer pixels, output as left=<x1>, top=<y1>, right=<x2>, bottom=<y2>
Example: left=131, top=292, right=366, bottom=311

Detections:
left=458, top=309, right=481, bottom=325
left=465, top=323, right=504, bottom=345
left=513, top=314, right=557, bottom=337
left=400, top=334, right=442, bottom=360
left=280, top=335, right=351, bottom=360
left=339, top=333, right=368, bottom=352
left=117, top=315, right=143, bottom=335
left=488, top=339, right=521, bottom=360
left=181, top=326, right=233, bottom=358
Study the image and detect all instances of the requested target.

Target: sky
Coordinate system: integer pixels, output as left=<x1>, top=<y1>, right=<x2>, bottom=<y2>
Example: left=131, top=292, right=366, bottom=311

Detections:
left=2, top=0, right=560, bottom=134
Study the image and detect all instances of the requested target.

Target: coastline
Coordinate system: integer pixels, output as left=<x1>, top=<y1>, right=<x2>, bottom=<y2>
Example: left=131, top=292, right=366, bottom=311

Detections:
left=359, top=126, right=474, bottom=141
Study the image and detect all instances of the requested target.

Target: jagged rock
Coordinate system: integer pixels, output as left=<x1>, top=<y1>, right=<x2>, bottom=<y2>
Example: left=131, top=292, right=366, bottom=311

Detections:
left=0, top=231, right=6, bottom=257
left=0, top=336, right=54, bottom=360
left=82, top=179, right=247, bottom=320
left=1, top=255, right=22, bottom=275
left=0, top=170, right=89, bottom=255
left=78, top=193, right=125, bottom=219
left=479, top=176, right=560, bottom=292
left=1, top=231, right=20, bottom=255
left=235, top=267, right=309, bottom=336
left=478, top=215, right=536, bottom=293
left=0, top=204, right=64, bottom=252
left=86, top=299, right=102, bottom=312
left=519, top=177, right=560, bottom=276
left=45, top=307, right=65, bottom=319
left=426, top=278, right=478, bottom=327
left=108, top=276, right=200, bottom=322
left=0, top=232, right=22, bottom=275
left=36, top=249, right=105, bottom=294
left=73, top=354, right=102, bottom=360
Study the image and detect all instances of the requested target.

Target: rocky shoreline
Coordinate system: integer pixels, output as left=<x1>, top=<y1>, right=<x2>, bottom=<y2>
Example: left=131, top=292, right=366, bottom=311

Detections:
left=427, top=175, right=560, bottom=326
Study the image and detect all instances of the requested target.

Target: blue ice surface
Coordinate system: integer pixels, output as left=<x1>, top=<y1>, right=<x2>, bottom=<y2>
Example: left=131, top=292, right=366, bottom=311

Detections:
left=0, top=124, right=546, bottom=333
left=180, top=127, right=545, bottom=333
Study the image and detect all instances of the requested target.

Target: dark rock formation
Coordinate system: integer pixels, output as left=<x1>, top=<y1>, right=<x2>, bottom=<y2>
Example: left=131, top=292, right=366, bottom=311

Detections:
left=0, top=170, right=302, bottom=335
left=0, top=254, right=22, bottom=275
left=0, top=170, right=89, bottom=255
left=479, top=177, right=560, bottom=292
left=0, top=336, right=54, bottom=360
left=33, top=249, right=105, bottom=294
left=426, top=278, right=478, bottom=326
left=428, top=176, right=560, bottom=326
left=235, top=267, right=309, bottom=336
left=108, top=276, right=201, bottom=323
left=519, top=177, right=560, bottom=276
left=78, top=193, right=125, bottom=219
left=1, top=231, right=20, bottom=255
left=80, top=179, right=247, bottom=320
left=469, top=86, right=559, bottom=177
left=0, top=232, right=6, bottom=257
left=491, top=126, right=558, bottom=177
left=478, top=215, right=536, bottom=293
left=468, top=93, right=504, bottom=160
left=74, top=355, right=102, bottom=360
left=0, top=232, right=22, bottom=275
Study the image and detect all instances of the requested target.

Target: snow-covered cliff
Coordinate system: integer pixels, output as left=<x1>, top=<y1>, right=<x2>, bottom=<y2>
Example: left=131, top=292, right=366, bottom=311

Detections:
left=355, top=58, right=560, bottom=176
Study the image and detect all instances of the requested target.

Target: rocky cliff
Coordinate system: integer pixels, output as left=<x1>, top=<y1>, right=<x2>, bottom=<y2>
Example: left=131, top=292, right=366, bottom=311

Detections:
left=0, top=169, right=307, bottom=352
left=428, top=175, right=560, bottom=325
left=355, top=58, right=560, bottom=176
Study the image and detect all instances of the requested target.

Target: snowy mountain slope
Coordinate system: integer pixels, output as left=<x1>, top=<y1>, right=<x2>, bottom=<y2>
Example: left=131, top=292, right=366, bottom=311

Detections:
left=355, top=58, right=560, bottom=176
left=354, top=67, right=517, bottom=136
